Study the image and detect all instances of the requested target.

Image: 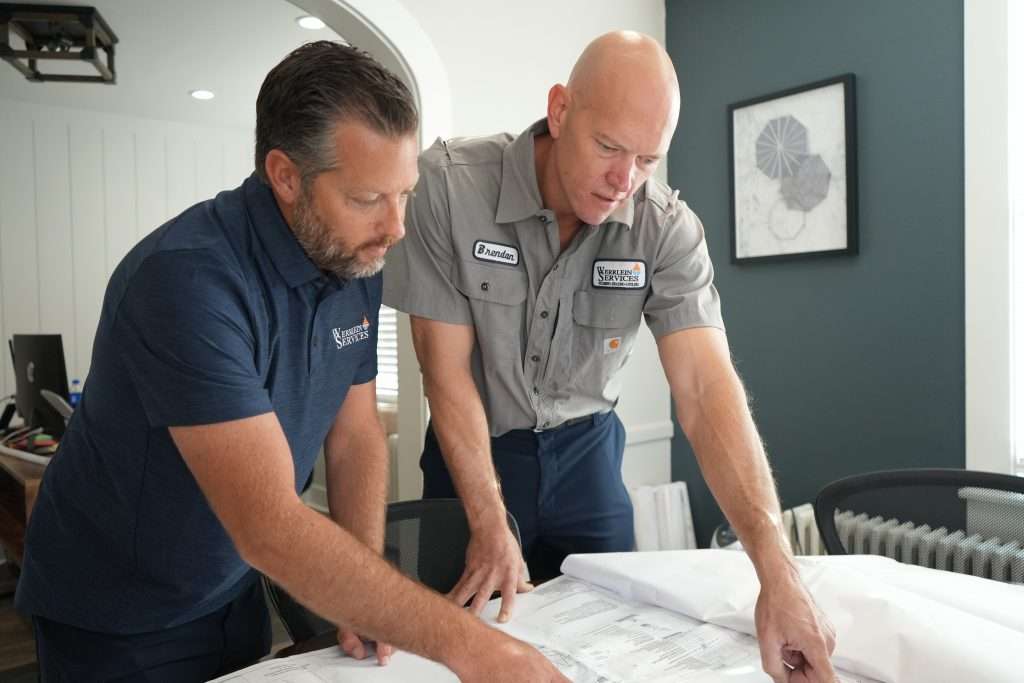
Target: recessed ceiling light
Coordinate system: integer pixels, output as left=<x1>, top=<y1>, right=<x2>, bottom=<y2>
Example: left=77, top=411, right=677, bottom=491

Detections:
left=190, top=89, right=215, bottom=101
left=296, top=15, right=325, bottom=30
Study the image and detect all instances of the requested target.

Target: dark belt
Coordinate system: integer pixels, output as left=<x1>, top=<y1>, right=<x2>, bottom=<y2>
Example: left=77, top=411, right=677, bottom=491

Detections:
left=532, top=413, right=597, bottom=433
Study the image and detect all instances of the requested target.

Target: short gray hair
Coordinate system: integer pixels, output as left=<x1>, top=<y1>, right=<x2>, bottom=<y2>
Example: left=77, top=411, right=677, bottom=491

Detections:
left=254, top=41, right=418, bottom=184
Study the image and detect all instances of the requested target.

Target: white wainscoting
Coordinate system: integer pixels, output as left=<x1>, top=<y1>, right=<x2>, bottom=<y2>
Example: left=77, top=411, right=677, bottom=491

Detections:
left=0, top=99, right=252, bottom=395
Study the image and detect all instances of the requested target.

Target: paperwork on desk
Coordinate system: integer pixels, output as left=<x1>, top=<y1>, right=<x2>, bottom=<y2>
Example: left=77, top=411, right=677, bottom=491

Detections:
left=211, top=568, right=870, bottom=682
left=564, top=550, right=1024, bottom=683
left=212, top=549, right=1024, bottom=682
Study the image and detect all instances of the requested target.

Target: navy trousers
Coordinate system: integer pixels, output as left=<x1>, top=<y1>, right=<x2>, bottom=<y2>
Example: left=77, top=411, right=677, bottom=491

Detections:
left=33, top=573, right=270, bottom=682
left=421, top=411, right=635, bottom=583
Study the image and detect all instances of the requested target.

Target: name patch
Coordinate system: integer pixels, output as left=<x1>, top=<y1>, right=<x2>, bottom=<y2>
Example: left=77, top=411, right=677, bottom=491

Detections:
left=473, top=240, right=519, bottom=266
left=592, top=259, right=647, bottom=289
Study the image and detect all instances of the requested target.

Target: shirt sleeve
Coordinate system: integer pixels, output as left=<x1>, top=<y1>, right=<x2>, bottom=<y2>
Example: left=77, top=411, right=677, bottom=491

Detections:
left=382, top=139, right=473, bottom=325
left=353, top=276, right=382, bottom=385
left=643, top=200, right=725, bottom=338
left=115, top=249, right=274, bottom=427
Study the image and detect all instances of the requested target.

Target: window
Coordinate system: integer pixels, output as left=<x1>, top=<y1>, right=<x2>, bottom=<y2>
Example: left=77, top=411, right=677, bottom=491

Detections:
left=376, top=304, right=399, bottom=405
left=965, top=1, right=1014, bottom=474
left=1012, top=1, right=1023, bottom=475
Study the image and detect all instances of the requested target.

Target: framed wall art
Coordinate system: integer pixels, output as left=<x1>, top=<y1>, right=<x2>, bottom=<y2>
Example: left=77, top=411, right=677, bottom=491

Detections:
left=728, top=74, right=858, bottom=263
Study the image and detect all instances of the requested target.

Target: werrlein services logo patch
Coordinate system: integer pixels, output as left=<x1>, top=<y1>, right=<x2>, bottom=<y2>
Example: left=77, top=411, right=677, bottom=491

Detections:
left=473, top=240, right=519, bottom=266
left=593, top=259, right=647, bottom=289
left=332, top=315, right=371, bottom=349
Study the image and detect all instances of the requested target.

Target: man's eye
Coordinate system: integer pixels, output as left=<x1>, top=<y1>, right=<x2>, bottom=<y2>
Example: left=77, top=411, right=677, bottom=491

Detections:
left=598, top=141, right=615, bottom=152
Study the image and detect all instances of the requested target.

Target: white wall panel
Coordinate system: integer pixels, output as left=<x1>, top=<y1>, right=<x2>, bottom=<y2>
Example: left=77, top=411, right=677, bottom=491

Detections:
left=0, top=113, right=40, bottom=396
left=33, top=118, right=77, bottom=377
left=195, top=130, right=225, bottom=204
left=102, top=128, right=139, bottom=276
left=68, top=124, right=108, bottom=384
left=165, top=123, right=197, bottom=219
left=0, top=99, right=251, bottom=398
left=135, top=123, right=169, bottom=242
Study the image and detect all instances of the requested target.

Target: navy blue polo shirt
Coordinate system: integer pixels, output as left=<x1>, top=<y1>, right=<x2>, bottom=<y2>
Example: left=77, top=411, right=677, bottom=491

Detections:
left=16, top=174, right=380, bottom=634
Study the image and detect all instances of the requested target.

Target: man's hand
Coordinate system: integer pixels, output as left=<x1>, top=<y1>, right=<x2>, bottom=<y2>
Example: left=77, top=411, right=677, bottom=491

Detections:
left=449, top=632, right=570, bottom=683
left=448, top=521, right=532, bottom=621
left=337, top=627, right=394, bottom=666
left=754, top=573, right=837, bottom=683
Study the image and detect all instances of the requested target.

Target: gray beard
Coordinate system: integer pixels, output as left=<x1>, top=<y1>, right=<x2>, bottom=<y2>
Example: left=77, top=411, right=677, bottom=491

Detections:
left=290, top=189, right=386, bottom=280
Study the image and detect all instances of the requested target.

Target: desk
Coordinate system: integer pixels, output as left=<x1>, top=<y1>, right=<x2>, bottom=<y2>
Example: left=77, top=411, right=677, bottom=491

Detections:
left=0, top=449, right=46, bottom=565
left=218, top=550, right=1024, bottom=683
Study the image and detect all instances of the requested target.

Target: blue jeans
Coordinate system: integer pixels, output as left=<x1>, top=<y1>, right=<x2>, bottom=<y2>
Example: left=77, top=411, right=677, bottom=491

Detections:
left=421, top=411, right=635, bottom=583
left=33, top=573, right=270, bottom=682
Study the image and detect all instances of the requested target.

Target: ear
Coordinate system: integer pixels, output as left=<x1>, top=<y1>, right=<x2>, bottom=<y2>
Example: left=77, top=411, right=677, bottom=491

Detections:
left=546, top=84, right=570, bottom=139
left=264, top=149, right=302, bottom=206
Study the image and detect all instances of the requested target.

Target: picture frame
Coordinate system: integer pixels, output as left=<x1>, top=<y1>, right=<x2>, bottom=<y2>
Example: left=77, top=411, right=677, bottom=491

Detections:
left=728, top=74, right=858, bottom=264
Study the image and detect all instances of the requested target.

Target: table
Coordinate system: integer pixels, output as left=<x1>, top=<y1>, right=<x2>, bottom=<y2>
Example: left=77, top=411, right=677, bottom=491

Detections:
left=220, top=550, right=1024, bottom=683
left=0, top=448, right=46, bottom=565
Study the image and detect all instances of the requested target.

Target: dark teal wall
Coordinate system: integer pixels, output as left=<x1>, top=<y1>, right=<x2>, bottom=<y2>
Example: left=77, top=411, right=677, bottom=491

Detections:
left=665, top=0, right=965, bottom=546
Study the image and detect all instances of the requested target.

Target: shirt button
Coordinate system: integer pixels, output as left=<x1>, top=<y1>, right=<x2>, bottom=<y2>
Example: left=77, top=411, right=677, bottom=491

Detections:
left=540, top=310, right=549, bottom=319
left=480, top=281, right=490, bottom=291
left=539, top=215, right=549, bottom=224
left=533, top=386, right=539, bottom=395
left=531, top=354, right=540, bottom=363
left=542, top=422, right=550, bottom=429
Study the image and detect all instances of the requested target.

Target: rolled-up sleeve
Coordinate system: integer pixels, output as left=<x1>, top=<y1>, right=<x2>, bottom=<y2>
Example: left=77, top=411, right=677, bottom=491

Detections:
left=643, top=201, right=725, bottom=338
left=383, top=140, right=473, bottom=325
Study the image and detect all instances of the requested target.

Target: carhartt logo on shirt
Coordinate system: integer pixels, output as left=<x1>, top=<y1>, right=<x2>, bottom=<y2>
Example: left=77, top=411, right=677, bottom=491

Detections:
left=332, top=316, right=371, bottom=349
left=593, top=260, right=647, bottom=289
left=473, top=240, right=519, bottom=266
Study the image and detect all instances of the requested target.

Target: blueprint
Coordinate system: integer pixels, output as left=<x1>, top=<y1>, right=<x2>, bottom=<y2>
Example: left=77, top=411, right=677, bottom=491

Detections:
left=211, top=574, right=873, bottom=682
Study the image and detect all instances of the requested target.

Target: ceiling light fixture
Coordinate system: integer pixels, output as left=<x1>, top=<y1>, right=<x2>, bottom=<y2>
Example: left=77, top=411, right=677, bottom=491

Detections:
left=296, top=15, right=325, bottom=30
left=0, top=3, right=119, bottom=83
left=189, top=89, right=214, bottom=101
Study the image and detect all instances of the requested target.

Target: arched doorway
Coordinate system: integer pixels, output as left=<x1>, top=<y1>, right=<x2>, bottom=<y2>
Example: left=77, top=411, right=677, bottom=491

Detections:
left=290, top=0, right=452, bottom=500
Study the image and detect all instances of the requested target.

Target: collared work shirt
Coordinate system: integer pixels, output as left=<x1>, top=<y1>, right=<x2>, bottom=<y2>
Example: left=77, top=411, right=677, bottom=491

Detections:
left=384, top=120, right=723, bottom=437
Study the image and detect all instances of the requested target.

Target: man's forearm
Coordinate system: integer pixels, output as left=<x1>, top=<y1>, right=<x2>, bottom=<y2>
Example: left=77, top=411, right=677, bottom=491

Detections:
left=424, top=372, right=507, bottom=530
left=324, top=425, right=389, bottom=552
left=242, top=495, right=486, bottom=671
left=678, top=367, right=793, bottom=579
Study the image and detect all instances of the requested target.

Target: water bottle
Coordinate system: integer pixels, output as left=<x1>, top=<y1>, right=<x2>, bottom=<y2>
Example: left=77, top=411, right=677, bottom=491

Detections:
left=69, top=378, right=82, bottom=408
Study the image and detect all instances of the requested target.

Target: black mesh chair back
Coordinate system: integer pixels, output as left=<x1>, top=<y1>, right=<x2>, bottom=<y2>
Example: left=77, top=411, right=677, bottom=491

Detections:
left=265, top=498, right=522, bottom=643
left=814, top=468, right=1024, bottom=582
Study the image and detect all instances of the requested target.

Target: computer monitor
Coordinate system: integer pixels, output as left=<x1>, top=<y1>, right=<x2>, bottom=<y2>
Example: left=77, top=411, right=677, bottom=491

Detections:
left=9, top=334, right=70, bottom=438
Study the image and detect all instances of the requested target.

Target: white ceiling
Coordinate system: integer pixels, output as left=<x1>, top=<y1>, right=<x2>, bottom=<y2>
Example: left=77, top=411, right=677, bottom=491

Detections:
left=0, top=0, right=343, bottom=130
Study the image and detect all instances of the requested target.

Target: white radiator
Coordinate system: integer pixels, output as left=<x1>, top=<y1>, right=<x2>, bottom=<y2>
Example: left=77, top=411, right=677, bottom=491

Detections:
left=783, top=503, right=826, bottom=556
left=834, top=509, right=1024, bottom=582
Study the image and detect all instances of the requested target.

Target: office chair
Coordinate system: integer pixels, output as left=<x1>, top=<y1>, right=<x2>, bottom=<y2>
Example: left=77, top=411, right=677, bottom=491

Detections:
left=814, top=468, right=1024, bottom=581
left=264, top=498, right=523, bottom=644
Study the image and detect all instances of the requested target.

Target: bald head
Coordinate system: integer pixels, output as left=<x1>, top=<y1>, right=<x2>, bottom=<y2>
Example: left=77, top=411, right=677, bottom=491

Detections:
left=537, top=32, right=681, bottom=228
left=566, top=31, right=679, bottom=125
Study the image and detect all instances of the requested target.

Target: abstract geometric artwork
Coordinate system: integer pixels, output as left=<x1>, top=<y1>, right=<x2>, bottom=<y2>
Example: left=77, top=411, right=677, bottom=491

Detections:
left=729, top=75, right=858, bottom=263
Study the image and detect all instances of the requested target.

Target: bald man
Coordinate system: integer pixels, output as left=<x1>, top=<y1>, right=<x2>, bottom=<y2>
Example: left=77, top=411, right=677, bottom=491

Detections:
left=384, top=32, right=838, bottom=682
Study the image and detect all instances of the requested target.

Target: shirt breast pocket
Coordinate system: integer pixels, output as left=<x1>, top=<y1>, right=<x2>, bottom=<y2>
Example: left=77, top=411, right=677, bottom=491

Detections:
left=571, top=290, right=645, bottom=391
left=455, top=260, right=528, bottom=361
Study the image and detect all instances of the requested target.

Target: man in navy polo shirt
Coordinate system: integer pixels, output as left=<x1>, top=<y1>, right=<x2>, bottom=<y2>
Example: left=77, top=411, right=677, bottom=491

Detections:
left=16, top=42, right=567, bottom=683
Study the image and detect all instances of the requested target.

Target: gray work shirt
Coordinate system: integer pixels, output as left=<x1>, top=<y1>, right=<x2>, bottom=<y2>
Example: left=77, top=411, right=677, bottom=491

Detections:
left=383, top=119, right=723, bottom=437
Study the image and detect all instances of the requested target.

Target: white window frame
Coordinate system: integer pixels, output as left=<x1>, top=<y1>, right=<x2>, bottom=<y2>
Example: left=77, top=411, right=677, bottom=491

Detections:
left=965, top=0, right=1013, bottom=474
left=1011, top=1, right=1024, bottom=476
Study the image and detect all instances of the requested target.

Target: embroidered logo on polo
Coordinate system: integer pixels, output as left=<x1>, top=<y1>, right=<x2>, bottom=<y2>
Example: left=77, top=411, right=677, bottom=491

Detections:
left=332, top=315, right=371, bottom=349
left=592, top=259, right=647, bottom=289
left=473, top=240, right=519, bottom=266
